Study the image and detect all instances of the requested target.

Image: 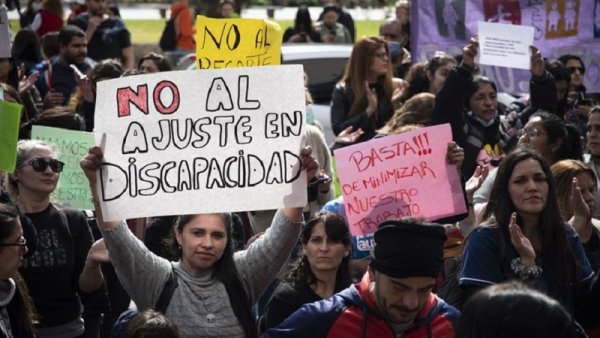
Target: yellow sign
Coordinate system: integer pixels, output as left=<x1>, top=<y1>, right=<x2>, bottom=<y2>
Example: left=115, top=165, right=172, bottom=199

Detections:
left=195, top=15, right=282, bottom=69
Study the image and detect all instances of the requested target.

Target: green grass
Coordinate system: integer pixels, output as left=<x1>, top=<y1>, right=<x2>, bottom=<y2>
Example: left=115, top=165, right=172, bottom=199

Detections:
left=10, top=18, right=380, bottom=45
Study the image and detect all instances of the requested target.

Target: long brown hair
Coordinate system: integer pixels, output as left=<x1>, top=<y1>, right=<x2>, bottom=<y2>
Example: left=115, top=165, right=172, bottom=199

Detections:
left=482, top=149, right=580, bottom=302
left=341, top=36, right=394, bottom=116
left=170, top=213, right=258, bottom=338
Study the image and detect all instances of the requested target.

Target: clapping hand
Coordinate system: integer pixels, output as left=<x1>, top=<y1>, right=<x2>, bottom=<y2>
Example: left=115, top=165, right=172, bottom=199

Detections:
left=508, top=212, right=536, bottom=266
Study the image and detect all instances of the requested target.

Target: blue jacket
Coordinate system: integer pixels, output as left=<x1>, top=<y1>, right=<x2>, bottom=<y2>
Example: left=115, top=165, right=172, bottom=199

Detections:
left=262, top=271, right=459, bottom=338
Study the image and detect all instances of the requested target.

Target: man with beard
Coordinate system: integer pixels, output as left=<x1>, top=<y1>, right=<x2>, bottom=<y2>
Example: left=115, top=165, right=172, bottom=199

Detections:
left=31, top=25, right=94, bottom=107
left=262, top=218, right=459, bottom=338
left=68, top=0, right=133, bottom=69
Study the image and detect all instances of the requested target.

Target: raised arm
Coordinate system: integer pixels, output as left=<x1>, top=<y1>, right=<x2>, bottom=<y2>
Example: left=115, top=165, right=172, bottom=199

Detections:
left=235, top=147, right=318, bottom=303
left=80, top=146, right=171, bottom=309
left=529, top=46, right=557, bottom=114
left=330, top=83, right=377, bottom=138
left=431, top=38, right=477, bottom=147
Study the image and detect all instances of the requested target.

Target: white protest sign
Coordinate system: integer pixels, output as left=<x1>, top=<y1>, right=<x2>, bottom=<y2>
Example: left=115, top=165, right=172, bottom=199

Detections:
left=95, top=65, right=307, bottom=221
left=0, top=5, right=10, bottom=58
left=477, top=21, right=534, bottom=70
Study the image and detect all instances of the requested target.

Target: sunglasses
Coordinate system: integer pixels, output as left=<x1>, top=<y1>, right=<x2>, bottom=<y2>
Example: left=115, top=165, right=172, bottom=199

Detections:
left=23, top=158, right=65, bottom=173
left=568, top=66, right=584, bottom=75
left=0, top=236, right=27, bottom=247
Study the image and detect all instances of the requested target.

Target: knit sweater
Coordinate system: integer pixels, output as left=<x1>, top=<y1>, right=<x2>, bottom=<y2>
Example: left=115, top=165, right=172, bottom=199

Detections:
left=101, top=209, right=301, bottom=337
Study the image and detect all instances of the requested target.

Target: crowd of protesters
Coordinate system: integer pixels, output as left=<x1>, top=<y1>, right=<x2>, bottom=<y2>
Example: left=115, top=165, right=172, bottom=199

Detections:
left=2, top=0, right=600, bottom=337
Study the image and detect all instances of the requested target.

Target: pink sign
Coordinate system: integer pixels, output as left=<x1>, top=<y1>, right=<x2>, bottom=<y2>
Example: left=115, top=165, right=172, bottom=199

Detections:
left=334, top=124, right=466, bottom=236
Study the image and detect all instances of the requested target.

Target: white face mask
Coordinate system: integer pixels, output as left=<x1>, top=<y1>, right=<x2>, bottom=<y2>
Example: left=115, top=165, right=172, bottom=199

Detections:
left=31, top=2, right=41, bottom=11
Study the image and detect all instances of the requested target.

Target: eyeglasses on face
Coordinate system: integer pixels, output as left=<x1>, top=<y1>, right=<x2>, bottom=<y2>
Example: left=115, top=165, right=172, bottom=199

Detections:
left=0, top=236, right=27, bottom=247
left=517, top=128, right=545, bottom=138
left=568, top=66, right=584, bottom=75
left=374, top=52, right=390, bottom=60
left=22, top=158, right=65, bottom=173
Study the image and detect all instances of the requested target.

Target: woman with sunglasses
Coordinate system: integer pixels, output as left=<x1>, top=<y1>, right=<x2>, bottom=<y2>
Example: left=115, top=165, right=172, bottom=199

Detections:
left=261, top=213, right=352, bottom=331
left=558, top=54, right=586, bottom=104
left=6, top=140, right=104, bottom=338
left=0, top=203, right=36, bottom=338
left=331, top=36, right=405, bottom=144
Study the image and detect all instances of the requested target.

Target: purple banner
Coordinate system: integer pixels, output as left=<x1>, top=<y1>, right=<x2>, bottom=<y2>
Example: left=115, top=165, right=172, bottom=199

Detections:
left=412, top=0, right=600, bottom=94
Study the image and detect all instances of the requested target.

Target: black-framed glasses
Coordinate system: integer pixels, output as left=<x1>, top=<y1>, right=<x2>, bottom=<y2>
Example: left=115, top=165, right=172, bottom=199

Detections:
left=568, top=66, right=584, bottom=75
left=22, top=158, right=65, bottom=173
left=0, top=236, right=27, bottom=247
left=374, top=52, right=389, bottom=60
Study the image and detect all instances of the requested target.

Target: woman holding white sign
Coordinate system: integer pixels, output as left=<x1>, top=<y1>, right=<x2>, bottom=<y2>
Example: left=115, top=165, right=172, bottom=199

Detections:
left=80, top=145, right=318, bottom=338
left=431, top=37, right=557, bottom=179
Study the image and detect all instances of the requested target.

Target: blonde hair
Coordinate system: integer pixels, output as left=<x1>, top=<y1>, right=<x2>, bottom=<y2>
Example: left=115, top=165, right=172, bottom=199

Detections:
left=6, top=140, right=59, bottom=202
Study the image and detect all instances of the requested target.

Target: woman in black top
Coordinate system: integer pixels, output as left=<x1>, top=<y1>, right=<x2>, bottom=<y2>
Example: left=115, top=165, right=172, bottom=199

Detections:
left=262, top=213, right=352, bottom=330
left=331, top=36, right=404, bottom=144
left=6, top=140, right=104, bottom=337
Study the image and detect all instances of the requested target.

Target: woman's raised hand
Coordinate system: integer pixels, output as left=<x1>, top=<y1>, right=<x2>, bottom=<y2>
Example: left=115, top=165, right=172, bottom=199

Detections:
left=446, top=142, right=465, bottom=169
left=569, top=177, right=592, bottom=240
left=86, top=239, right=110, bottom=267
left=530, top=46, right=545, bottom=78
left=335, top=126, right=364, bottom=145
left=508, top=212, right=536, bottom=266
left=80, top=146, right=104, bottom=185
left=364, top=81, right=378, bottom=116
left=571, top=177, right=591, bottom=220
left=465, top=165, right=489, bottom=197
left=462, top=36, right=479, bottom=71
left=299, top=146, right=319, bottom=186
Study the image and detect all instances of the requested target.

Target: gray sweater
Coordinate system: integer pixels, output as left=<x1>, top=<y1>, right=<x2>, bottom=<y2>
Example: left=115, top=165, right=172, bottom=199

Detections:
left=101, top=210, right=301, bottom=337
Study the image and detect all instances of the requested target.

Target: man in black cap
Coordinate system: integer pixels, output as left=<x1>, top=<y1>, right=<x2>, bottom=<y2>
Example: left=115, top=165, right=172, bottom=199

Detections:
left=263, top=218, right=460, bottom=338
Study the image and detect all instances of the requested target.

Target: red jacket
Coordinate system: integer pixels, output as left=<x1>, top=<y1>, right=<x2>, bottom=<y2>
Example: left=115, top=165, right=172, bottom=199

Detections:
left=170, top=2, right=195, bottom=50
left=263, top=271, right=459, bottom=338
left=36, top=11, right=64, bottom=37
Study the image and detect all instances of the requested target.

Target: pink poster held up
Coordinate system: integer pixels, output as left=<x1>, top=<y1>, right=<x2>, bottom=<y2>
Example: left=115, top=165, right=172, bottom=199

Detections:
left=334, top=124, right=466, bottom=236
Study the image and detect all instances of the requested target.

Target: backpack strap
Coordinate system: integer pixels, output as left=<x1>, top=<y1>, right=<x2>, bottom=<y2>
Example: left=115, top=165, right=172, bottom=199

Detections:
left=155, top=265, right=178, bottom=314
left=54, top=204, right=73, bottom=237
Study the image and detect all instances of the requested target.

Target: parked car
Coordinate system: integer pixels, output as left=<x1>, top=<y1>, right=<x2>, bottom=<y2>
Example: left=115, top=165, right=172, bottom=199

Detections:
left=178, top=43, right=352, bottom=145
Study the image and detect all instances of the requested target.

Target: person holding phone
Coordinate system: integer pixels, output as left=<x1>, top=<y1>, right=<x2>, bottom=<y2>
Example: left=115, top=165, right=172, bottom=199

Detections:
left=30, top=25, right=93, bottom=108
